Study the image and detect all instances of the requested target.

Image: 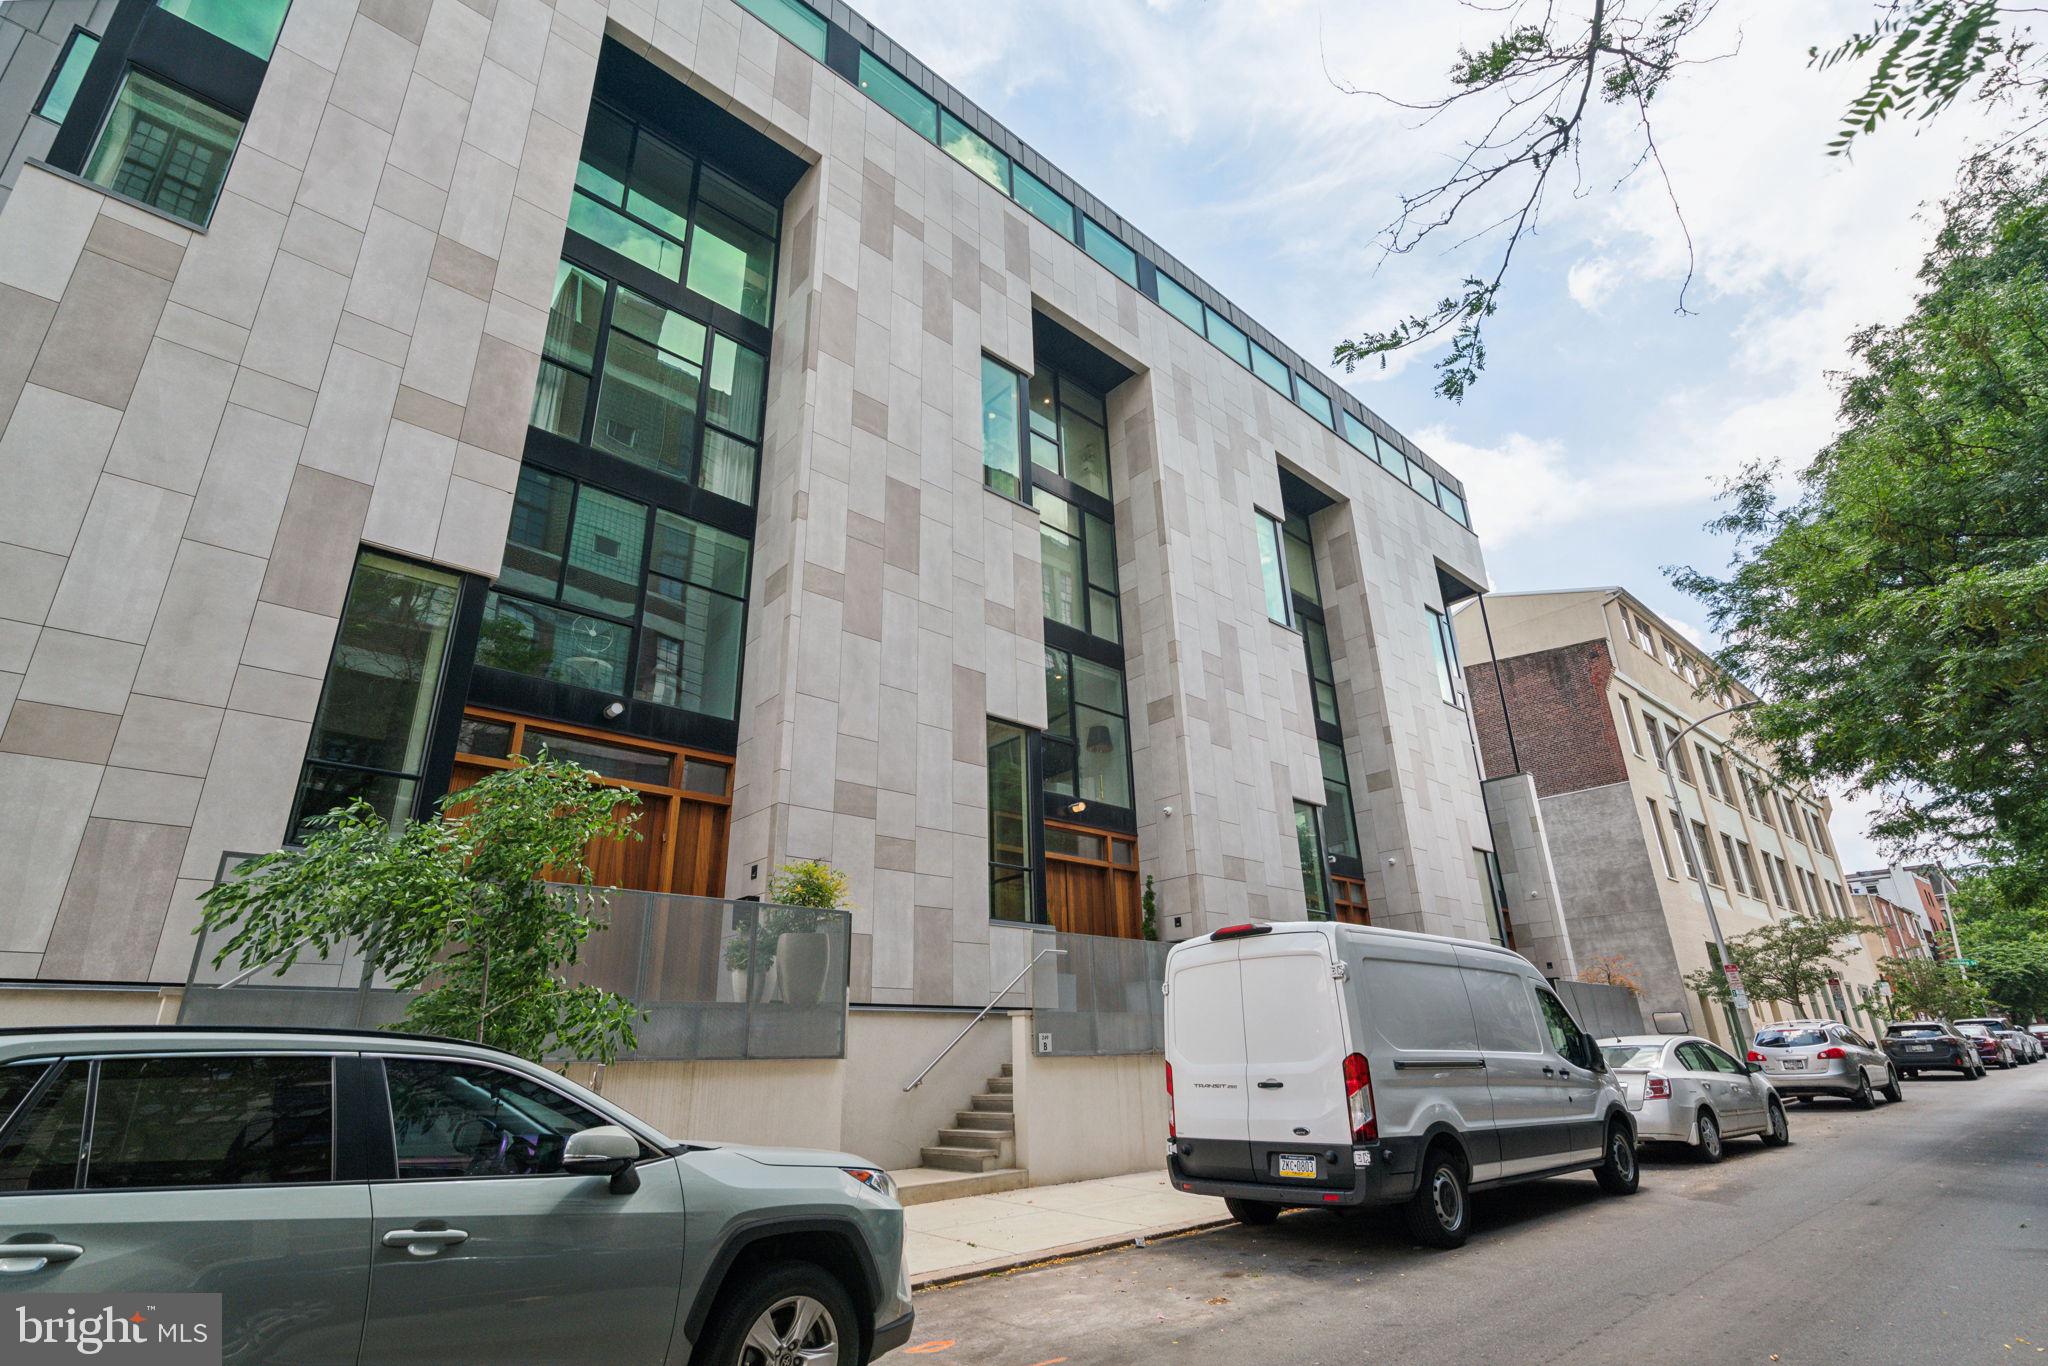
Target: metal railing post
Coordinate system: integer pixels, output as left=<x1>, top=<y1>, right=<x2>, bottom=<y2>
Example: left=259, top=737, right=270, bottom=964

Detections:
left=902, top=947, right=1065, bottom=1091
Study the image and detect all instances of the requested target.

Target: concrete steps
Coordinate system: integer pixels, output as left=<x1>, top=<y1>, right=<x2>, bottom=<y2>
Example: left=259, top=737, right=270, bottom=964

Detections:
left=887, top=1165, right=1029, bottom=1206
left=918, top=1062, right=1019, bottom=1173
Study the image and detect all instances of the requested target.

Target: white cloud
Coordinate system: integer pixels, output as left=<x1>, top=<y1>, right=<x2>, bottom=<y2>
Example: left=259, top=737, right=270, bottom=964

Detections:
left=1567, top=257, right=1623, bottom=313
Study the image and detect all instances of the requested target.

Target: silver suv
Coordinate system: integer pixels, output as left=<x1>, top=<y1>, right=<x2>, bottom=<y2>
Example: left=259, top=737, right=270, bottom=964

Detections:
left=0, top=1027, right=912, bottom=1365
left=1749, top=1019, right=1901, bottom=1107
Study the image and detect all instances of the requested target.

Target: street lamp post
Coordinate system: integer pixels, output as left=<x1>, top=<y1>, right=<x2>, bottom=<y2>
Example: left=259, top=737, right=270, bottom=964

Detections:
left=1656, top=700, right=1762, bottom=1051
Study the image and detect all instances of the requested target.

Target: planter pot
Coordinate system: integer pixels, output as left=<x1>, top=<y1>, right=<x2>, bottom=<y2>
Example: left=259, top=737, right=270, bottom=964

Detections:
left=723, top=966, right=751, bottom=1004
left=776, top=931, right=831, bottom=1005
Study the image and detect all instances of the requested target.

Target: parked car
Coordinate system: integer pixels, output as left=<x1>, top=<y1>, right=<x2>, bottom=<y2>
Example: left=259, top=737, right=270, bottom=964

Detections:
left=1955, top=1016, right=2034, bottom=1065
left=1956, top=1022, right=2017, bottom=1070
left=1163, top=921, right=1639, bottom=1250
left=2030, top=1024, right=2048, bottom=1052
left=1883, top=1020, right=1986, bottom=1079
left=1600, top=1035, right=1790, bottom=1161
left=0, top=1026, right=913, bottom=1366
left=1995, top=1028, right=2040, bottom=1064
left=1748, top=1020, right=1902, bottom=1107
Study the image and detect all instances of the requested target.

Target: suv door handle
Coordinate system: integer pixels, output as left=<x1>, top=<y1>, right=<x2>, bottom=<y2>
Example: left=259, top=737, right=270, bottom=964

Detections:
left=0, top=1243, right=83, bottom=1274
left=383, top=1228, right=470, bottom=1256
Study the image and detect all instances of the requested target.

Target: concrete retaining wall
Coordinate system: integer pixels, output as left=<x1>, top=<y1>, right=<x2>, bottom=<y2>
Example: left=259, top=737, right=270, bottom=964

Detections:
left=1011, top=1016, right=1167, bottom=1185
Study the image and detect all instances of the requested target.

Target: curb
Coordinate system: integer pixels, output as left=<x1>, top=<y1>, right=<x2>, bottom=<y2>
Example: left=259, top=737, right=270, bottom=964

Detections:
left=910, top=1214, right=1235, bottom=1290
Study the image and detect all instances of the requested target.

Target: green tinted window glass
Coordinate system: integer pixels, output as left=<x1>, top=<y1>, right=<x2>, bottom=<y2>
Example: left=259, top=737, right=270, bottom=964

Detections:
left=858, top=51, right=937, bottom=141
left=569, top=193, right=684, bottom=279
left=1283, top=517, right=1319, bottom=606
left=624, top=132, right=693, bottom=242
left=540, top=261, right=606, bottom=370
left=637, top=515, right=749, bottom=718
left=1256, top=514, right=1289, bottom=625
left=576, top=104, right=633, bottom=206
left=939, top=110, right=1010, bottom=192
left=988, top=719, right=1035, bottom=924
left=705, top=335, right=766, bottom=441
left=1156, top=273, right=1205, bottom=335
left=1204, top=307, right=1251, bottom=368
left=479, top=592, right=631, bottom=693
left=1071, top=657, right=1130, bottom=807
left=35, top=31, right=98, bottom=123
left=158, top=0, right=291, bottom=59
left=980, top=355, right=1024, bottom=499
left=687, top=168, right=777, bottom=325
left=1295, top=381, right=1335, bottom=428
left=649, top=510, right=750, bottom=596
left=1439, top=486, right=1470, bottom=527
left=1320, top=746, right=1360, bottom=863
left=1060, top=406, right=1109, bottom=497
left=1249, top=341, right=1292, bottom=397
left=1339, top=410, right=1376, bottom=456
left=1372, top=432, right=1405, bottom=473
left=1083, top=511, right=1118, bottom=592
left=531, top=361, right=589, bottom=441
left=1406, top=456, right=1441, bottom=504
left=84, top=70, right=241, bottom=228
left=1013, top=166, right=1074, bottom=240
left=1081, top=218, right=1138, bottom=287
left=594, top=290, right=704, bottom=477
left=733, top=0, right=827, bottom=60
left=1044, top=647, right=1073, bottom=734
left=1295, top=803, right=1331, bottom=919
left=501, top=466, right=574, bottom=598
left=562, top=487, right=646, bottom=618
left=698, top=430, right=757, bottom=506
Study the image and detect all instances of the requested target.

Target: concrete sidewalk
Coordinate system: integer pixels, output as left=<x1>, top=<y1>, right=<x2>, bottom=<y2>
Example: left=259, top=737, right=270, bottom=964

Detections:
left=904, top=1170, right=1228, bottom=1287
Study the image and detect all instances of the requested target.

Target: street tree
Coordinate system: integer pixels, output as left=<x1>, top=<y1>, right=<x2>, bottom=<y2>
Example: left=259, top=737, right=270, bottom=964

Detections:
left=198, top=755, right=644, bottom=1065
left=1871, top=955, right=1992, bottom=1020
left=1684, top=913, right=1874, bottom=1015
left=1337, top=1, right=2043, bottom=399
left=1951, top=863, right=2048, bottom=1019
left=1672, top=150, right=2048, bottom=857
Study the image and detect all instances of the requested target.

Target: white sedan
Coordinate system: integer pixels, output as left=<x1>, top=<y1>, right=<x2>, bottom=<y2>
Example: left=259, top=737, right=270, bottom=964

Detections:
left=1600, top=1034, right=1791, bottom=1162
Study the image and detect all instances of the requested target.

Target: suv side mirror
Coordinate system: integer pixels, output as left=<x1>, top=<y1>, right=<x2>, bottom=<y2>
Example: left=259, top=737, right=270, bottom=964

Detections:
left=1747, top=1061, right=1764, bottom=1074
left=563, top=1124, right=643, bottom=1194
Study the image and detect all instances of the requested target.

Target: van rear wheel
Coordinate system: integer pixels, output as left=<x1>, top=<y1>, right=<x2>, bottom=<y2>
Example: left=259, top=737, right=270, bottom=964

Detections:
left=1403, top=1148, right=1471, bottom=1249
left=1224, top=1198, right=1279, bottom=1228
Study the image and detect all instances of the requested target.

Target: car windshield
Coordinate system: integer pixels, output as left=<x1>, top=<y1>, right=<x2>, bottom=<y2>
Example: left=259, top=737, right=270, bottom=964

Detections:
left=1755, top=1028, right=1826, bottom=1048
left=1958, top=1024, right=1991, bottom=1037
left=1602, top=1044, right=1665, bottom=1069
left=1887, top=1026, right=1944, bottom=1037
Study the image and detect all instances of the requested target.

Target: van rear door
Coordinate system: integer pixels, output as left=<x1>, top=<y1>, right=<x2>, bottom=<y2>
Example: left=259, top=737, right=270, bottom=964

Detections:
left=1164, top=939, right=1252, bottom=1181
left=1238, top=930, right=1353, bottom=1163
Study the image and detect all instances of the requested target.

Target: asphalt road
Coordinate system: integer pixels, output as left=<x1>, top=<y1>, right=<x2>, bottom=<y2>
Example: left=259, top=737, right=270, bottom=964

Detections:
left=900, top=1064, right=2048, bottom=1365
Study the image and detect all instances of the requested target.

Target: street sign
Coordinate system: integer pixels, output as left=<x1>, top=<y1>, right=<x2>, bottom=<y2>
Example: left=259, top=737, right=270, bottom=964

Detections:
left=1722, top=960, right=1751, bottom=1011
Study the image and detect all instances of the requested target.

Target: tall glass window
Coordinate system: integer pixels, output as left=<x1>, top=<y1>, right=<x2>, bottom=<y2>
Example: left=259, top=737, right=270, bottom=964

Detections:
left=34, top=30, right=98, bottom=123
left=1427, top=606, right=1460, bottom=706
left=480, top=468, right=749, bottom=720
left=1249, top=341, right=1292, bottom=398
left=1043, top=648, right=1131, bottom=809
left=732, top=0, right=827, bottom=60
left=1013, top=166, right=1075, bottom=240
left=157, top=0, right=292, bottom=59
left=980, top=355, right=1025, bottom=500
left=533, top=257, right=766, bottom=506
left=1023, top=364, right=1110, bottom=498
left=857, top=51, right=938, bottom=140
left=290, top=552, right=462, bottom=836
left=1320, top=741, right=1360, bottom=862
left=1255, top=513, right=1290, bottom=626
left=1156, top=274, right=1206, bottom=335
left=1295, top=803, right=1331, bottom=920
left=988, top=719, right=1034, bottom=923
left=686, top=168, right=778, bottom=325
left=939, top=111, right=1010, bottom=193
left=1033, top=489, right=1119, bottom=643
left=84, top=71, right=241, bottom=228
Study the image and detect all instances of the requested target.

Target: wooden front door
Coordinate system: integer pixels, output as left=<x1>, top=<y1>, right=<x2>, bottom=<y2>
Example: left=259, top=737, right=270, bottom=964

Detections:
left=1044, top=823, right=1141, bottom=938
left=448, top=708, right=732, bottom=898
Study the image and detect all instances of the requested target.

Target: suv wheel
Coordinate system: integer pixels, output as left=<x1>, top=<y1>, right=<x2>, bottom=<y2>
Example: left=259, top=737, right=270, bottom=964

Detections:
left=1224, top=1197, right=1279, bottom=1228
left=1852, top=1074, right=1877, bottom=1109
left=1594, top=1120, right=1641, bottom=1193
left=1404, top=1147, right=1471, bottom=1249
left=1760, top=1098, right=1791, bottom=1148
left=1882, top=1069, right=1905, bottom=1104
left=1693, top=1109, right=1724, bottom=1163
left=701, top=1262, right=856, bottom=1366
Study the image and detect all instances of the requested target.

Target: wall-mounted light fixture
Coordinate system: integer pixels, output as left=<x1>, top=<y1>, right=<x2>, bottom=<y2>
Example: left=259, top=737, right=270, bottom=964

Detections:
left=601, top=701, right=626, bottom=720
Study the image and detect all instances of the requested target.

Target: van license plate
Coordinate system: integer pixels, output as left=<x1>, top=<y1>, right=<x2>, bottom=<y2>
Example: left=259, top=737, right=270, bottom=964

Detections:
left=1276, top=1154, right=1317, bottom=1179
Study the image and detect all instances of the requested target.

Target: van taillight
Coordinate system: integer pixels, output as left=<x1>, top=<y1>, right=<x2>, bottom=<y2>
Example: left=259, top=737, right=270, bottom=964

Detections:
left=1816, top=1046, right=1847, bottom=1060
left=1646, top=1075, right=1671, bottom=1100
left=1166, top=1060, right=1175, bottom=1140
left=1342, top=1052, right=1376, bottom=1143
left=1213, top=923, right=1272, bottom=940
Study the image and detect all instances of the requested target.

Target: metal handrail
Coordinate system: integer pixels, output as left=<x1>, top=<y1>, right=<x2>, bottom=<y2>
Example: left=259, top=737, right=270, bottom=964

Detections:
left=902, top=947, right=1065, bottom=1091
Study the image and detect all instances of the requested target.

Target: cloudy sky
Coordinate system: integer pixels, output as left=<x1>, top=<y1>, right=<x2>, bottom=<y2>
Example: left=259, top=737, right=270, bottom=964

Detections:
left=859, top=0, right=2010, bottom=871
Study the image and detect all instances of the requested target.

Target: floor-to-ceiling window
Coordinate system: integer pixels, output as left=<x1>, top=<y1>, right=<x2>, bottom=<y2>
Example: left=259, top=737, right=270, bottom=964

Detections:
left=1279, top=490, right=1368, bottom=922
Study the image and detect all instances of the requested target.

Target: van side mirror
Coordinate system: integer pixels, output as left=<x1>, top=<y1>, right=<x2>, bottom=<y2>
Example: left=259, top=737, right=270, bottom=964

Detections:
left=1747, top=1061, right=1764, bottom=1074
left=563, top=1124, right=642, bottom=1194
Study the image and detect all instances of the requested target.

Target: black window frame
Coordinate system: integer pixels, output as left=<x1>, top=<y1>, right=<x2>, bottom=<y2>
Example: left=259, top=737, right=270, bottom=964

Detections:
left=32, top=26, right=101, bottom=123
left=986, top=717, right=1041, bottom=926
left=1280, top=496, right=1361, bottom=879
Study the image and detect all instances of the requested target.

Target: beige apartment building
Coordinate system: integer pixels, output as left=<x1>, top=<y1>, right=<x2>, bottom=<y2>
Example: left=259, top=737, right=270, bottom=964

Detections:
left=1453, top=589, right=1883, bottom=1047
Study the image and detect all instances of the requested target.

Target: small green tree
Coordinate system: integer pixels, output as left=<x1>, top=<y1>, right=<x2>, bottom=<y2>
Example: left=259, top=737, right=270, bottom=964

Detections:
left=1875, top=956, right=1992, bottom=1020
left=1141, top=875, right=1158, bottom=942
left=1684, top=914, right=1874, bottom=1015
left=198, top=756, right=644, bottom=1064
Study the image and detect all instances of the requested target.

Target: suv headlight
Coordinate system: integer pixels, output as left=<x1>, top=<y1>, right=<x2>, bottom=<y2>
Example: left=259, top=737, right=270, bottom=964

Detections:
left=842, top=1167, right=897, bottom=1200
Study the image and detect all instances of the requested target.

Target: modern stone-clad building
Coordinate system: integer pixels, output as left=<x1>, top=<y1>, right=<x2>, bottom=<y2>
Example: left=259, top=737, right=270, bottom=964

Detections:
left=1453, top=588, right=1884, bottom=1046
left=0, top=0, right=1510, bottom=1071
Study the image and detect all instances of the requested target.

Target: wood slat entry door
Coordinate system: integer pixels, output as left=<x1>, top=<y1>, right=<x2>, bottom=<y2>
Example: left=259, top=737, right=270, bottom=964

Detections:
left=1044, top=823, right=1141, bottom=939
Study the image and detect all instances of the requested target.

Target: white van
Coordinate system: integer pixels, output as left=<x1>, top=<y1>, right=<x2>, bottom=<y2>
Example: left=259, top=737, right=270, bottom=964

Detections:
left=1163, top=920, right=1639, bottom=1247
